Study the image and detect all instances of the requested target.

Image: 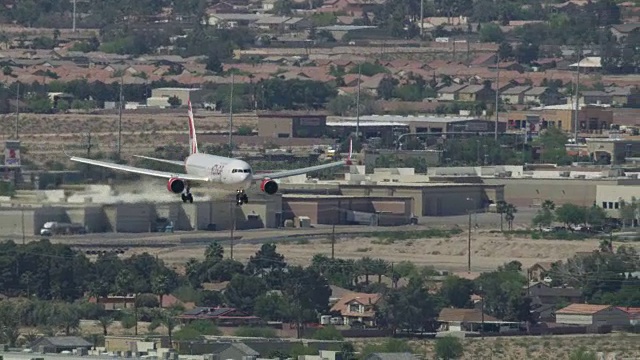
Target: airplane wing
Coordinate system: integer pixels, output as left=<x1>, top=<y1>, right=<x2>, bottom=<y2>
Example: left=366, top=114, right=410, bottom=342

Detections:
left=68, top=155, right=210, bottom=182
left=253, top=160, right=351, bottom=181
left=133, top=155, right=185, bottom=166
left=254, top=138, right=353, bottom=181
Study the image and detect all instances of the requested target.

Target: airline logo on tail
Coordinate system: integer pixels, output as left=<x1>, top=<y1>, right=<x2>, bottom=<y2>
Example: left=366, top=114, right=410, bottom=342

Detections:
left=187, top=101, right=199, bottom=154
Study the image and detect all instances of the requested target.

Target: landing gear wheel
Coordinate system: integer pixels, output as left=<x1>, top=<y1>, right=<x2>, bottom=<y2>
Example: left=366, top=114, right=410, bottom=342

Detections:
left=242, top=193, right=248, bottom=204
left=181, top=193, right=188, bottom=203
left=187, top=194, right=193, bottom=203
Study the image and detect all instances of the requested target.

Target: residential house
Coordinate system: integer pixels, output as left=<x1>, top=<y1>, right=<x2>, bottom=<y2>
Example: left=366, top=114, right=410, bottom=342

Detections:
left=263, top=0, right=276, bottom=11
left=523, top=87, right=561, bottom=106
left=610, top=23, right=640, bottom=41
left=321, top=0, right=385, bottom=16
left=568, top=57, right=602, bottom=72
left=178, top=307, right=262, bottom=326
left=608, top=86, right=640, bottom=107
left=528, top=261, right=557, bottom=282
left=254, top=17, right=310, bottom=32
left=88, top=295, right=136, bottom=310
left=458, top=85, right=495, bottom=103
left=524, top=282, right=583, bottom=305
left=437, top=84, right=467, bottom=101
left=364, top=353, right=421, bottom=360
left=213, top=343, right=260, bottom=360
left=489, top=61, right=525, bottom=73
left=531, top=58, right=559, bottom=71
left=618, top=307, right=640, bottom=325
left=501, top=86, right=531, bottom=105
left=555, top=304, right=630, bottom=327
left=207, top=1, right=237, bottom=13
left=359, top=73, right=387, bottom=96
left=470, top=53, right=497, bottom=67
left=329, top=292, right=382, bottom=327
left=30, top=336, right=92, bottom=353
left=581, top=90, right=612, bottom=105
left=437, top=308, right=500, bottom=333
left=204, top=13, right=266, bottom=28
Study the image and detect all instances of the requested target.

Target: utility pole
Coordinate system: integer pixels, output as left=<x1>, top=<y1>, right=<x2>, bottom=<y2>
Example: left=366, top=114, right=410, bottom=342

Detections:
left=15, top=82, right=19, bottom=139
left=86, top=130, right=93, bottom=158
left=466, top=197, right=473, bottom=273
left=355, top=63, right=361, bottom=139
left=117, top=76, right=123, bottom=158
left=331, top=223, right=335, bottom=259
left=21, top=208, right=25, bottom=245
left=229, top=73, right=234, bottom=157
left=495, top=52, right=500, bottom=141
left=574, top=50, right=581, bottom=145
left=72, top=0, right=77, bottom=32
left=468, top=208, right=472, bottom=273
left=420, top=0, right=424, bottom=38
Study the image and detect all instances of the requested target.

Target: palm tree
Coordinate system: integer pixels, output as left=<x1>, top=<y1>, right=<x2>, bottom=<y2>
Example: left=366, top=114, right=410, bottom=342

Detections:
left=97, top=316, right=113, bottom=336
left=496, top=201, right=508, bottom=231
left=505, top=203, right=517, bottom=231
left=160, top=311, right=178, bottom=347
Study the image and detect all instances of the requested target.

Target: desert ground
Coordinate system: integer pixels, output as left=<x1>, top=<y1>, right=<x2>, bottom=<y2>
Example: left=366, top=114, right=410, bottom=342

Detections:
left=128, top=230, right=638, bottom=273
left=0, top=111, right=258, bottom=164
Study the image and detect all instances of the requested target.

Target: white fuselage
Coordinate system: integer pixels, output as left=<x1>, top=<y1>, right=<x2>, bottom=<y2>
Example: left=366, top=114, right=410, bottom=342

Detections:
left=184, top=153, right=253, bottom=190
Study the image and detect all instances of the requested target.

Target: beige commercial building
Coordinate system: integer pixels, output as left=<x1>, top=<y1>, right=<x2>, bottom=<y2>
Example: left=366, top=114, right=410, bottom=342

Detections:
left=596, top=184, right=640, bottom=219
left=282, top=194, right=413, bottom=225
left=149, top=87, right=205, bottom=106
left=586, top=138, right=640, bottom=164
left=0, top=195, right=281, bottom=236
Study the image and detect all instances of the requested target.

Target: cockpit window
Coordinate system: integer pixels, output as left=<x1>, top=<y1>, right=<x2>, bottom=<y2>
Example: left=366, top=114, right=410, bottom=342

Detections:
left=243, top=169, right=251, bottom=173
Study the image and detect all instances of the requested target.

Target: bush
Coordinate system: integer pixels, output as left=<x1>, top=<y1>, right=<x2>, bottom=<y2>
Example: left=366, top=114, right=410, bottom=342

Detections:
left=435, top=336, right=464, bottom=360
left=187, top=320, right=222, bottom=335
left=234, top=327, right=278, bottom=338
left=172, top=327, right=203, bottom=341
left=311, top=325, right=343, bottom=340
left=369, top=228, right=463, bottom=244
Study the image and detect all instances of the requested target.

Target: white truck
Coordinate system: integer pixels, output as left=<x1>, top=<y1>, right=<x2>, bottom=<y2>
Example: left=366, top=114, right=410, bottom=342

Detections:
left=40, top=222, right=87, bottom=236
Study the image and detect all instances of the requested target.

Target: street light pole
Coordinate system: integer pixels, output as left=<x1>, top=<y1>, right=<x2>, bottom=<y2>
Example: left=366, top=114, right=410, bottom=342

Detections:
left=466, top=197, right=473, bottom=273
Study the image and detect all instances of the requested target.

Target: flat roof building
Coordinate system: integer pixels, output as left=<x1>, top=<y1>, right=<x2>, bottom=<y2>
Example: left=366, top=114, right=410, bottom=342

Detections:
left=339, top=115, right=506, bottom=134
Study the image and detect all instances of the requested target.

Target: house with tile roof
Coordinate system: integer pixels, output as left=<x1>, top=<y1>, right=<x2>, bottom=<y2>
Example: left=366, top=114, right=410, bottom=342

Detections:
left=329, top=292, right=382, bottom=327
left=437, top=308, right=503, bottom=333
left=555, top=304, right=630, bottom=327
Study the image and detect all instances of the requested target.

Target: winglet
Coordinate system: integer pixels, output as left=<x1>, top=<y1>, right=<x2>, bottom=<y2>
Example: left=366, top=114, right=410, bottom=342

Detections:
left=345, top=137, right=353, bottom=165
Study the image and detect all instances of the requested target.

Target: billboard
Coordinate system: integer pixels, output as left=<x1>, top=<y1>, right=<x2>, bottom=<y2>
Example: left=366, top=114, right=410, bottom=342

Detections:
left=4, top=140, right=21, bottom=167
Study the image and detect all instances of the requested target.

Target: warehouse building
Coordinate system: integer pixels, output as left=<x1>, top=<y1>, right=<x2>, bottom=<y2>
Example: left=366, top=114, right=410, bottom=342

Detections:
left=257, top=110, right=328, bottom=138
left=148, top=87, right=206, bottom=108
left=555, top=304, right=630, bottom=327
left=339, top=115, right=506, bottom=134
left=282, top=194, right=413, bottom=225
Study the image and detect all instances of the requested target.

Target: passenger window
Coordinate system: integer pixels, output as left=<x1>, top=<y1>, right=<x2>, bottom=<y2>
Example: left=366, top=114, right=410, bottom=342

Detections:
left=231, top=169, right=236, bottom=173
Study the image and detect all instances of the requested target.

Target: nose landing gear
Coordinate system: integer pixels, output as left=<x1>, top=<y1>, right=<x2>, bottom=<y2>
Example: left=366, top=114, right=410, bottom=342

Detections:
left=181, top=186, right=193, bottom=203
left=236, top=190, right=248, bottom=206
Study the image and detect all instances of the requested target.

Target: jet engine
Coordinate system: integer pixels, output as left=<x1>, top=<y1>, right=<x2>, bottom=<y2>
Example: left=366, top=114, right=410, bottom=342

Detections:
left=167, top=178, right=186, bottom=194
left=260, top=178, right=278, bottom=195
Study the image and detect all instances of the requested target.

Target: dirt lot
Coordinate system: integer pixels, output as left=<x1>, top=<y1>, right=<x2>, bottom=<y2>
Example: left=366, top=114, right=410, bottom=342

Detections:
left=0, top=111, right=257, bottom=164
left=358, top=334, right=640, bottom=360
left=131, top=231, right=639, bottom=273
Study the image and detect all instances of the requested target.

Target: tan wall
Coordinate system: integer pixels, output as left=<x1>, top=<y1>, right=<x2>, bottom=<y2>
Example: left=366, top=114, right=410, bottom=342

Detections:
left=483, top=178, right=605, bottom=207
left=596, top=184, right=640, bottom=218
left=507, top=107, right=613, bottom=132
left=284, top=201, right=321, bottom=224
left=258, top=118, right=293, bottom=137
left=421, top=186, right=486, bottom=216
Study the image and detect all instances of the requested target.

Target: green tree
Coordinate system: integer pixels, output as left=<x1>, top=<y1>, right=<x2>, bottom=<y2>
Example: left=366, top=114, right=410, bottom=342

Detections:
left=205, top=53, right=223, bottom=74
left=439, top=276, right=474, bottom=308
left=532, top=200, right=555, bottom=229
left=151, top=274, right=170, bottom=307
left=555, top=203, right=586, bottom=228
left=435, top=336, right=464, bottom=360
left=496, top=201, right=508, bottom=231
left=379, top=278, right=439, bottom=333
left=225, top=274, right=268, bottom=313
left=205, top=241, right=224, bottom=261
left=246, top=243, right=286, bottom=276
left=254, top=293, right=290, bottom=321
left=475, top=262, right=531, bottom=322
left=505, top=203, right=517, bottom=230
left=618, top=198, right=637, bottom=228
left=273, top=0, right=293, bottom=15
left=377, top=76, right=399, bottom=100
left=311, top=325, right=343, bottom=340
left=478, top=23, right=504, bottom=43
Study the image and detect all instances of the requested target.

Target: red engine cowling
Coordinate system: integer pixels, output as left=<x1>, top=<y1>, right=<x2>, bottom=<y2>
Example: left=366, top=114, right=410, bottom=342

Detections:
left=260, top=178, right=278, bottom=195
left=167, top=178, right=186, bottom=194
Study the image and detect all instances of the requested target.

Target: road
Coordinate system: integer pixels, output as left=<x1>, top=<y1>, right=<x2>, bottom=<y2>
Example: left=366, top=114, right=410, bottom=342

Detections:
left=12, top=210, right=539, bottom=250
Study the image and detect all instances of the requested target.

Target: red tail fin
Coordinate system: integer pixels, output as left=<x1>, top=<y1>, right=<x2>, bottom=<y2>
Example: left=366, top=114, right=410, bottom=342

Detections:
left=187, top=100, right=199, bottom=154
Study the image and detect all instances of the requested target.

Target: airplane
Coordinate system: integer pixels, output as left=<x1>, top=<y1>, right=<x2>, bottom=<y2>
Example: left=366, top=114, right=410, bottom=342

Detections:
left=65, top=101, right=353, bottom=206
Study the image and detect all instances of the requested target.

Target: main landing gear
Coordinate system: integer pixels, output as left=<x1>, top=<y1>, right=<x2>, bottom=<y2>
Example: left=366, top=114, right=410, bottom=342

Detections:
left=181, top=186, right=194, bottom=203
left=236, top=190, right=248, bottom=206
